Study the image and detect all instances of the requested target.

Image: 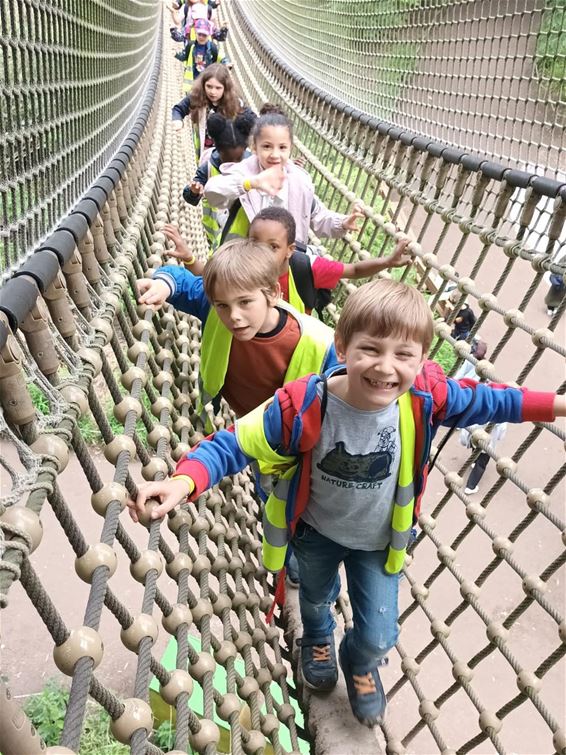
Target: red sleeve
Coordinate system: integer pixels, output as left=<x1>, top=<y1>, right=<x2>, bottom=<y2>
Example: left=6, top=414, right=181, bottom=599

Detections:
left=310, top=256, right=345, bottom=290
left=520, top=390, right=557, bottom=422
left=173, top=459, right=210, bottom=499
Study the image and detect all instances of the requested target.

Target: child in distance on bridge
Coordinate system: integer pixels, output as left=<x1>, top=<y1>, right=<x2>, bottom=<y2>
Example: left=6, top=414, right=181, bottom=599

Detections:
left=136, top=239, right=338, bottom=424
left=161, top=206, right=412, bottom=318
left=181, top=111, right=257, bottom=250
left=203, top=103, right=365, bottom=246
left=171, top=65, right=252, bottom=162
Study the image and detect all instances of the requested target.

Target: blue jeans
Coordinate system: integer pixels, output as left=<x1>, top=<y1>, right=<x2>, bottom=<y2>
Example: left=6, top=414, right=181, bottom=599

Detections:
left=292, top=520, right=400, bottom=668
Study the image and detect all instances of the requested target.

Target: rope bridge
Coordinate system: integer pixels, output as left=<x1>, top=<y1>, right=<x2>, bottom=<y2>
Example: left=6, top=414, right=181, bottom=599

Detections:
left=0, top=1, right=564, bottom=753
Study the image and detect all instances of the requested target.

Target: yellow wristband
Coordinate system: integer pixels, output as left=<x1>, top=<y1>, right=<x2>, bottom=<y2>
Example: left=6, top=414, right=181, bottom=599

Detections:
left=243, top=177, right=252, bottom=192
left=183, top=256, right=196, bottom=269
left=171, top=474, right=195, bottom=495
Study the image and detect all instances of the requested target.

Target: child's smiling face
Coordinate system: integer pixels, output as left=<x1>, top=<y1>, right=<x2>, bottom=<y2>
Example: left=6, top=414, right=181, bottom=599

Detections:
left=335, top=332, right=425, bottom=411
left=254, top=125, right=292, bottom=171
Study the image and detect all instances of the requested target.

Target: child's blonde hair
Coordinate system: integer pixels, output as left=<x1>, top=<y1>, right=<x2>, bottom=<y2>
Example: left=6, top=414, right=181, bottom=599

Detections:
left=202, top=239, right=280, bottom=300
left=336, top=278, right=434, bottom=353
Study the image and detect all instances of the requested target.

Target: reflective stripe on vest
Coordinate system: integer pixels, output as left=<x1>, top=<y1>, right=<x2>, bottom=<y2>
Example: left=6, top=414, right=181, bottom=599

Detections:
left=221, top=202, right=250, bottom=243
left=193, top=128, right=201, bottom=160
left=236, top=408, right=297, bottom=572
left=287, top=267, right=306, bottom=313
left=236, top=387, right=416, bottom=574
left=384, top=390, right=415, bottom=574
left=262, top=467, right=297, bottom=571
left=197, top=301, right=334, bottom=426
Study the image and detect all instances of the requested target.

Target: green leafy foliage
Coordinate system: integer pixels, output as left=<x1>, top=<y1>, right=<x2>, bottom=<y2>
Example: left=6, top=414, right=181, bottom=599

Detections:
left=23, top=679, right=67, bottom=746
left=152, top=720, right=177, bottom=750
left=536, top=0, right=566, bottom=105
left=21, top=679, right=137, bottom=754
left=79, top=708, right=129, bottom=755
left=27, top=383, right=50, bottom=415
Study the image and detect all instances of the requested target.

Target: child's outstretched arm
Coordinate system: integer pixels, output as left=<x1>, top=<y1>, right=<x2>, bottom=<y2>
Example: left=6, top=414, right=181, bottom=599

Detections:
left=128, top=428, right=253, bottom=521
left=341, top=237, right=413, bottom=280
left=162, top=224, right=205, bottom=275
left=129, top=393, right=299, bottom=521
left=139, top=266, right=210, bottom=321
left=441, top=377, right=564, bottom=429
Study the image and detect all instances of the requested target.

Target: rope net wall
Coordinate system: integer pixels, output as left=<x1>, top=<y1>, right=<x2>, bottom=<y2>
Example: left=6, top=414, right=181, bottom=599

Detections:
left=238, top=0, right=566, bottom=181
left=0, top=1, right=564, bottom=755
left=222, top=3, right=566, bottom=752
left=0, top=0, right=161, bottom=281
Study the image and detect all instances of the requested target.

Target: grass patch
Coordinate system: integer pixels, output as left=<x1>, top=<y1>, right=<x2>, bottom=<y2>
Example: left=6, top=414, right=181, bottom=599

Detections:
left=20, top=680, right=180, bottom=754
left=27, top=375, right=152, bottom=448
left=22, top=679, right=128, bottom=754
left=430, top=336, right=457, bottom=374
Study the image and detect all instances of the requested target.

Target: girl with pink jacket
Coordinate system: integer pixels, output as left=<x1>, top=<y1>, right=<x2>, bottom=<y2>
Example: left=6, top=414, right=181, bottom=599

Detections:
left=204, top=104, right=363, bottom=246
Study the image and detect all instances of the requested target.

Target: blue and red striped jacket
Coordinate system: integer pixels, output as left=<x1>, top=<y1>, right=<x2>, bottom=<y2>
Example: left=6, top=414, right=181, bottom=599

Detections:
left=176, top=361, right=556, bottom=536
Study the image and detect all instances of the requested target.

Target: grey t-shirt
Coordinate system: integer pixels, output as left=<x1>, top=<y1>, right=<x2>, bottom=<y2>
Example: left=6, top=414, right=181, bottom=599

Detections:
left=302, top=387, right=400, bottom=551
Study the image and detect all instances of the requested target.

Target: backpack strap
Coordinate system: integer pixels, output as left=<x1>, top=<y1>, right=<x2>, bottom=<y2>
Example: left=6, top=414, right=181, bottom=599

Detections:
left=289, top=251, right=317, bottom=310
left=319, top=374, right=328, bottom=422
left=219, top=198, right=242, bottom=245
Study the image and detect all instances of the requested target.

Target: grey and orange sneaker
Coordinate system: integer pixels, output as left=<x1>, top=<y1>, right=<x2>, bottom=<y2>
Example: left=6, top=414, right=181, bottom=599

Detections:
left=297, top=636, right=338, bottom=692
left=339, top=637, right=387, bottom=727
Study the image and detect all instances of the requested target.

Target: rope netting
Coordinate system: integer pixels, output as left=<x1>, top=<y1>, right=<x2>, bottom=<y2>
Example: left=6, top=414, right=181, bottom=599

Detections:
left=0, top=1, right=565, bottom=754
left=0, top=0, right=161, bottom=281
left=238, top=0, right=566, bottom=181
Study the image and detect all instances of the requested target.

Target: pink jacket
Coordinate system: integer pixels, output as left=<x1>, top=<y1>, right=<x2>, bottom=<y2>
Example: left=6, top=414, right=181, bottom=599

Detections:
left=203, top=155, right=348, bottom=244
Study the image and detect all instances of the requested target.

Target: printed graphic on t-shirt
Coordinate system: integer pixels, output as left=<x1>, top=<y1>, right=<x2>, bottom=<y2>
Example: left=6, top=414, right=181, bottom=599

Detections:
left=316, top=426, right=396, bottom=489
left=194, top=51, right=206, bottom=72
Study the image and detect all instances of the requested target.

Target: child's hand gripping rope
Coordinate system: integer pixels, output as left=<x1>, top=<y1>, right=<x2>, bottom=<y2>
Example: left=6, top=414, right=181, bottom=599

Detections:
left=127, top=477, right=195, bottom=523
left=137, top=278, right=171, bottom=310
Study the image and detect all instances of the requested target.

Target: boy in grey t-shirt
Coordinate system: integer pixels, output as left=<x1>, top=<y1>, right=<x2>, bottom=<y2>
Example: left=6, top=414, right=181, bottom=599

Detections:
left=131, top=280, right=564, bottom=728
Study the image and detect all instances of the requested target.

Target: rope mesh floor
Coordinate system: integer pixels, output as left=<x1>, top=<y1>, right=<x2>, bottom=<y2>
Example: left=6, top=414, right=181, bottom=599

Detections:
left=1, top=2, right=565, bottom=754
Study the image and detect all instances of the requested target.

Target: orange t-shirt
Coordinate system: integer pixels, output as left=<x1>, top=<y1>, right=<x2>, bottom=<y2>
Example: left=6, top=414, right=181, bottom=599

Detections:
left=221, top=309, right=300, bottom=417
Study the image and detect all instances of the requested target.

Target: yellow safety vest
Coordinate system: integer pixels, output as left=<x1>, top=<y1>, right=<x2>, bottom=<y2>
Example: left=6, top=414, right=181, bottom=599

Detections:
left=236, top=389, right=416, bottom=574
left=219, top=201, right=250, bottom=245
left=197, top=301, right=334, bottom=427
left=201, top=164, right=221, bottom=251
left=182, top=44, right=221, bottom=93
left=287, top=267, right=305, bottom=314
